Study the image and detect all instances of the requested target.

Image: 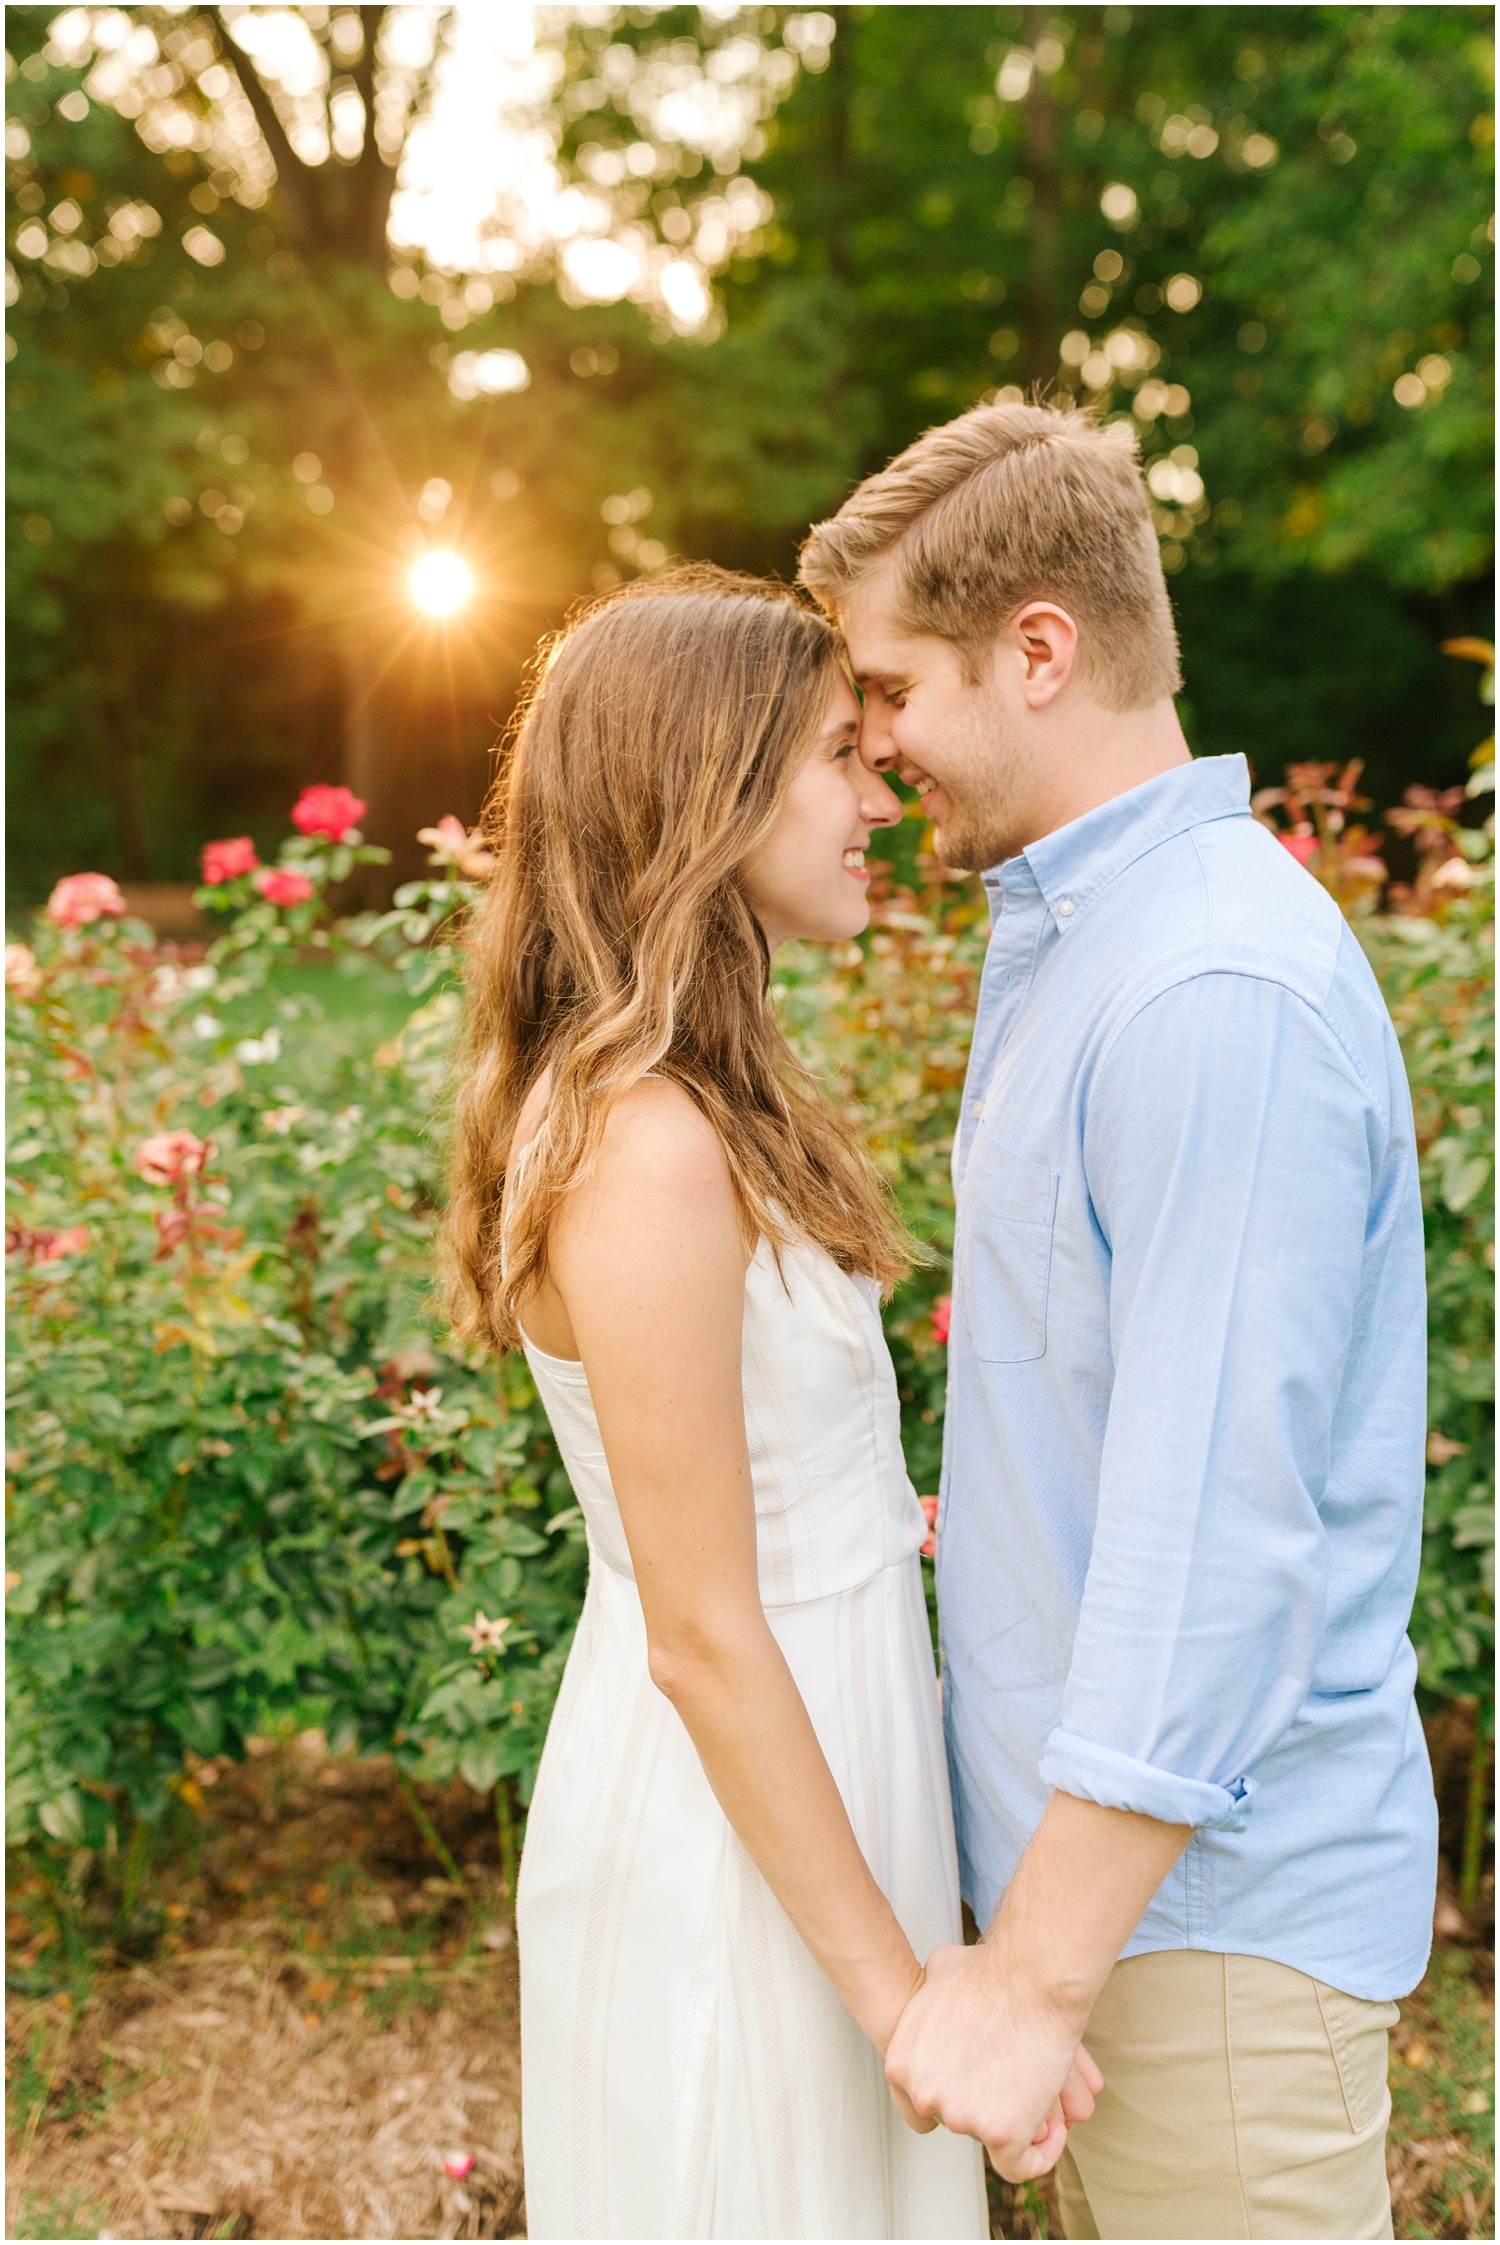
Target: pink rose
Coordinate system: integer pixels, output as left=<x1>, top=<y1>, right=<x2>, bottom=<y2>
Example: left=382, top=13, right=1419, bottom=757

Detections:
left=5, top=943, right=41, bottom=999
left=254, top=867, right=316, bottom=907
left=919, top=1495, right=939, bottom=1559
left=930, top=1293, right=951, bottom=1347
left=6, top=1223, right=88, bottom=1265
left=291, top=784, right=367, bottom=842
left=442, top=2154, right=475, bottom=2181
left=134, top=1129, right=213, bottom=1187
left=417, top=815, right=495, bottom=880
left=1279, top=832, right=1319, bottom=867
left=37, top=1225, right=89, bottom=1263
left=201, top=836, right=260, bottom=885
left=46, top=873, right=127, bottom=928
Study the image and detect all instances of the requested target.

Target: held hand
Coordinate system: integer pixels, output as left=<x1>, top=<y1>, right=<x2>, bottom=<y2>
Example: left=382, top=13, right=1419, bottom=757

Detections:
left=884, top=1943, right=1103, bottom=2182
left=888, top=2078, right=937, bottom=2135
left=873, top=1962, right=938, bottom=2135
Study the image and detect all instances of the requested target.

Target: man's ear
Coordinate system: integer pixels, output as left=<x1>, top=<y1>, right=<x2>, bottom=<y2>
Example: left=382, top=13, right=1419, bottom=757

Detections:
left=1007, top=603, right=1079, bottom=709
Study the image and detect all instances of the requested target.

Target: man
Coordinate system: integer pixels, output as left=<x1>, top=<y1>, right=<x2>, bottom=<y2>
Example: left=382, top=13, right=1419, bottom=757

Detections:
left=798, top=400, right=1437, bottom=2241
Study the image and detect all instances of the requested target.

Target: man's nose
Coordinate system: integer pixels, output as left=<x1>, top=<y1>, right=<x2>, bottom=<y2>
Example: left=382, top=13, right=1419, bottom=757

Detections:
left=858, top=704, right=898, bottom=773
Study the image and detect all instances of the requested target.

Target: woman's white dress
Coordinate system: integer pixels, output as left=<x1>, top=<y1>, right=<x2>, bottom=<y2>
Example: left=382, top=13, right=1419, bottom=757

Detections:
left=516, top=1235, right=989, bottom=2241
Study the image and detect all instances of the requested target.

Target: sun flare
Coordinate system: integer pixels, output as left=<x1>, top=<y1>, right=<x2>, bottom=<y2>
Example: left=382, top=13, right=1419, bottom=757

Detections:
left=410, top=551, right=474, bottom=617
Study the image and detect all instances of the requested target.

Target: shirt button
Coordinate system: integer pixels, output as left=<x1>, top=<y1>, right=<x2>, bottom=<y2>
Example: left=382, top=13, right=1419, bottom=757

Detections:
left=971, top=1099, right=984, bottom=1118
left=1058, top=897, right=1075, bottom=918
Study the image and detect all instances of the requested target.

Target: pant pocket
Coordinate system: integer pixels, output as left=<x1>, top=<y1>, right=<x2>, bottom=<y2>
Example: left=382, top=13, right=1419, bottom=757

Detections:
left=1315, top=1982, right=1400, bottom=2135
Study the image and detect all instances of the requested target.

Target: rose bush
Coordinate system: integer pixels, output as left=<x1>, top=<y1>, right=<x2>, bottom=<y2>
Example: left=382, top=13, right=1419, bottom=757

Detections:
left=5, top=804, right=585, bottom=1928
left=6, top=753, right=1492, bottom=1930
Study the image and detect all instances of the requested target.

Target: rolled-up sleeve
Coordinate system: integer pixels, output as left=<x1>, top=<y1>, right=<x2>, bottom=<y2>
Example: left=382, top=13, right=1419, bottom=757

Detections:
left=1039, top=971, right=1377, bottom=1831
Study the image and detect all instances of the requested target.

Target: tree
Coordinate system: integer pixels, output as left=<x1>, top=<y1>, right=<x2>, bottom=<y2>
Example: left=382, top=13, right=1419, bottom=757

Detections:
left=6, top=3, right=814, bottom=887
left=743, top=8, right=1491, bottom=782
left=7, top=5, right=1493, bottom=893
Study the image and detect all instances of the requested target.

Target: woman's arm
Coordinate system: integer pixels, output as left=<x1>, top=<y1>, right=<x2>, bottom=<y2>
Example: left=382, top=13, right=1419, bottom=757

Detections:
left=545, top=1079, right=923, bottom=2056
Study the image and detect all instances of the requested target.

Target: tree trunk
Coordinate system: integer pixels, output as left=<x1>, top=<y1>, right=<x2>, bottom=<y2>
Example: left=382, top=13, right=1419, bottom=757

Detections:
left=198, top=4, right=457, bottom=898
left=823, top=8, right=855, bottom=286
left=202, top=5, right=400, bottom=275
left=1022, top=7, right=1061, bottom=395
left=104, top=676, right=153, bottom=881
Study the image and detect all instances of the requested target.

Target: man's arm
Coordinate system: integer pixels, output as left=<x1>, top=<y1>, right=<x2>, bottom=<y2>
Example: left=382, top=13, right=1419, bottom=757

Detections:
left=889, top=970, right=1380, bottom=2175
left=885, top=1796, right=1184, bottom=2178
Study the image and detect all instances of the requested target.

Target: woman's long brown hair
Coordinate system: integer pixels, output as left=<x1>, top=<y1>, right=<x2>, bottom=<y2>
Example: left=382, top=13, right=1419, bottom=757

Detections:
left=443, top=565, right=912, bottom=1352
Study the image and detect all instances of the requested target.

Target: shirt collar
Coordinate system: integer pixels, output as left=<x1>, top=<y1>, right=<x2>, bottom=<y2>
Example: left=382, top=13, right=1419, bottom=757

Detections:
left=981, top=754, right=1252, bottom=932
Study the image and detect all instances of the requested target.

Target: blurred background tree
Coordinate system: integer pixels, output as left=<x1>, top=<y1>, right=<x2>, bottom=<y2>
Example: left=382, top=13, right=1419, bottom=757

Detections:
left=6, top=2, right=1493, bottom=897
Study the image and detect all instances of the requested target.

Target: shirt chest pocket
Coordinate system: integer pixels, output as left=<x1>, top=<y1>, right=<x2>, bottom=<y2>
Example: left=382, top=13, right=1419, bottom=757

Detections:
left=958, top=1132, right=1059, bottom=1363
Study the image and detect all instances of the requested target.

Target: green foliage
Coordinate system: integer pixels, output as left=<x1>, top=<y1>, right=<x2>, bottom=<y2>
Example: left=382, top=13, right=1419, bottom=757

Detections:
left=726, top=5, right=1493, bottom=587
left=5, top=822, right=585, bottom=1872
left=9, top=767, right=1490, bottom=1898
left=6, top=6, right=1493, bottom=895
left=1363, top=879, right=1495, bottom=1705
left=1194, top=7, right=1494, bottom=591
left=1387, top=1947, right=1496, bottom=2235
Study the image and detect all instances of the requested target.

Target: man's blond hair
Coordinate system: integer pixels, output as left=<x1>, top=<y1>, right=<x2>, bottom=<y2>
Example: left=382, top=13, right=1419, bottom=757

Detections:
left=798, top=399, right=1182, bottom=711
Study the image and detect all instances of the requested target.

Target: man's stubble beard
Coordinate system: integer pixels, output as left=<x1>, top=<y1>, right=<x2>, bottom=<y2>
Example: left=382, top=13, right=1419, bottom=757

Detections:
left=927, top=691, right=1034, bottom=876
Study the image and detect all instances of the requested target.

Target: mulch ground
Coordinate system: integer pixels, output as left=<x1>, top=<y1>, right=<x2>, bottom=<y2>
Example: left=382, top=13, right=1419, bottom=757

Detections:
left=5, top=1736, right=1493, bottom=2241
left=7, top=1740, right=523, bottom=2241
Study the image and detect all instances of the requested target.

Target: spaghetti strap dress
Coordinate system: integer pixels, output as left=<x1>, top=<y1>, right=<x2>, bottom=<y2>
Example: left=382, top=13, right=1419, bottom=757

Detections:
left=514, top=1225, right=989, bottom=2241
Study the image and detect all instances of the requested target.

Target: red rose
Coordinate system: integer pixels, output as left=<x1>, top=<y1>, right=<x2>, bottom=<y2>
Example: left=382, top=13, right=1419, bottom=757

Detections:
left=290, top=784, right=367, bottom=842
left=201, top=836, right=260, bottom=885
left=1279, top=833, right=1319, bottom=867
left=254, top=867, right=316, bottom=906
left=930, top=1293, right=952, bottom=1347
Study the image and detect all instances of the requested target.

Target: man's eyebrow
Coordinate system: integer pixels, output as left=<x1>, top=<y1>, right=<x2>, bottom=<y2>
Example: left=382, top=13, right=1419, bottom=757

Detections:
left=855, top=668, right=911, bottom=691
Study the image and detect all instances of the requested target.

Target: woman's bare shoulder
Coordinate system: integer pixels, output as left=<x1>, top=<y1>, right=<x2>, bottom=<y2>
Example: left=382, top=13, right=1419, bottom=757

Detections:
left=510, top=1071, right=741, bottom=1270
left=555, top=1080, right=747, bottom=1326
left=593, top=1076, right=736, bottom=1217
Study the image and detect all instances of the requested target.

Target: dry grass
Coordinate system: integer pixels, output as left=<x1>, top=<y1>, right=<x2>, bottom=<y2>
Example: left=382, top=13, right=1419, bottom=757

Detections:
left=7, top=1744, right=523, bottom=2242
left=7, top=1956, right=521, bottom=2242
left=5, top=1738, right=1492, bottom=2242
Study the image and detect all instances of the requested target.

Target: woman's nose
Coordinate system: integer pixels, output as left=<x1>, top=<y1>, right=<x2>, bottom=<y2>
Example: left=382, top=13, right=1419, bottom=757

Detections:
left=862, top=769, right=903, bottom=829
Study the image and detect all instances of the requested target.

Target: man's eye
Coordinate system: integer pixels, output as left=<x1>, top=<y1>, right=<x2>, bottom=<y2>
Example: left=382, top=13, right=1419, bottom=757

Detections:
left=888, top=692, right=907, bottom=710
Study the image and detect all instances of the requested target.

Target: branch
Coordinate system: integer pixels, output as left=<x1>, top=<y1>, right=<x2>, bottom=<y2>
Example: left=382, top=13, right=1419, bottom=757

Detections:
left=387, top=6, right=453, bottom=179
left=202, top=4, right=321, bottom=250
left=352, top=5, right=394, bottom=263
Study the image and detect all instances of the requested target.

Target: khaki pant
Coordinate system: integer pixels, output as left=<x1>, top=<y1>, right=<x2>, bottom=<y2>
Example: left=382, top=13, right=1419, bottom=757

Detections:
left=1055, top=1950, right=1399, bottom=2241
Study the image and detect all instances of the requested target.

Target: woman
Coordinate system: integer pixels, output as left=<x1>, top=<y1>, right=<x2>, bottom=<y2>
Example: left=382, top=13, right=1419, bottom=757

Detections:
left=445, top=568, right=989, bottom=2239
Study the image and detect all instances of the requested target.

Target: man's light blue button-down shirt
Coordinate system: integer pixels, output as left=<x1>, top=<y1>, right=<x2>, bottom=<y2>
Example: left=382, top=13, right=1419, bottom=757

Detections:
left=938, top=753, right=1438, bottom=2002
